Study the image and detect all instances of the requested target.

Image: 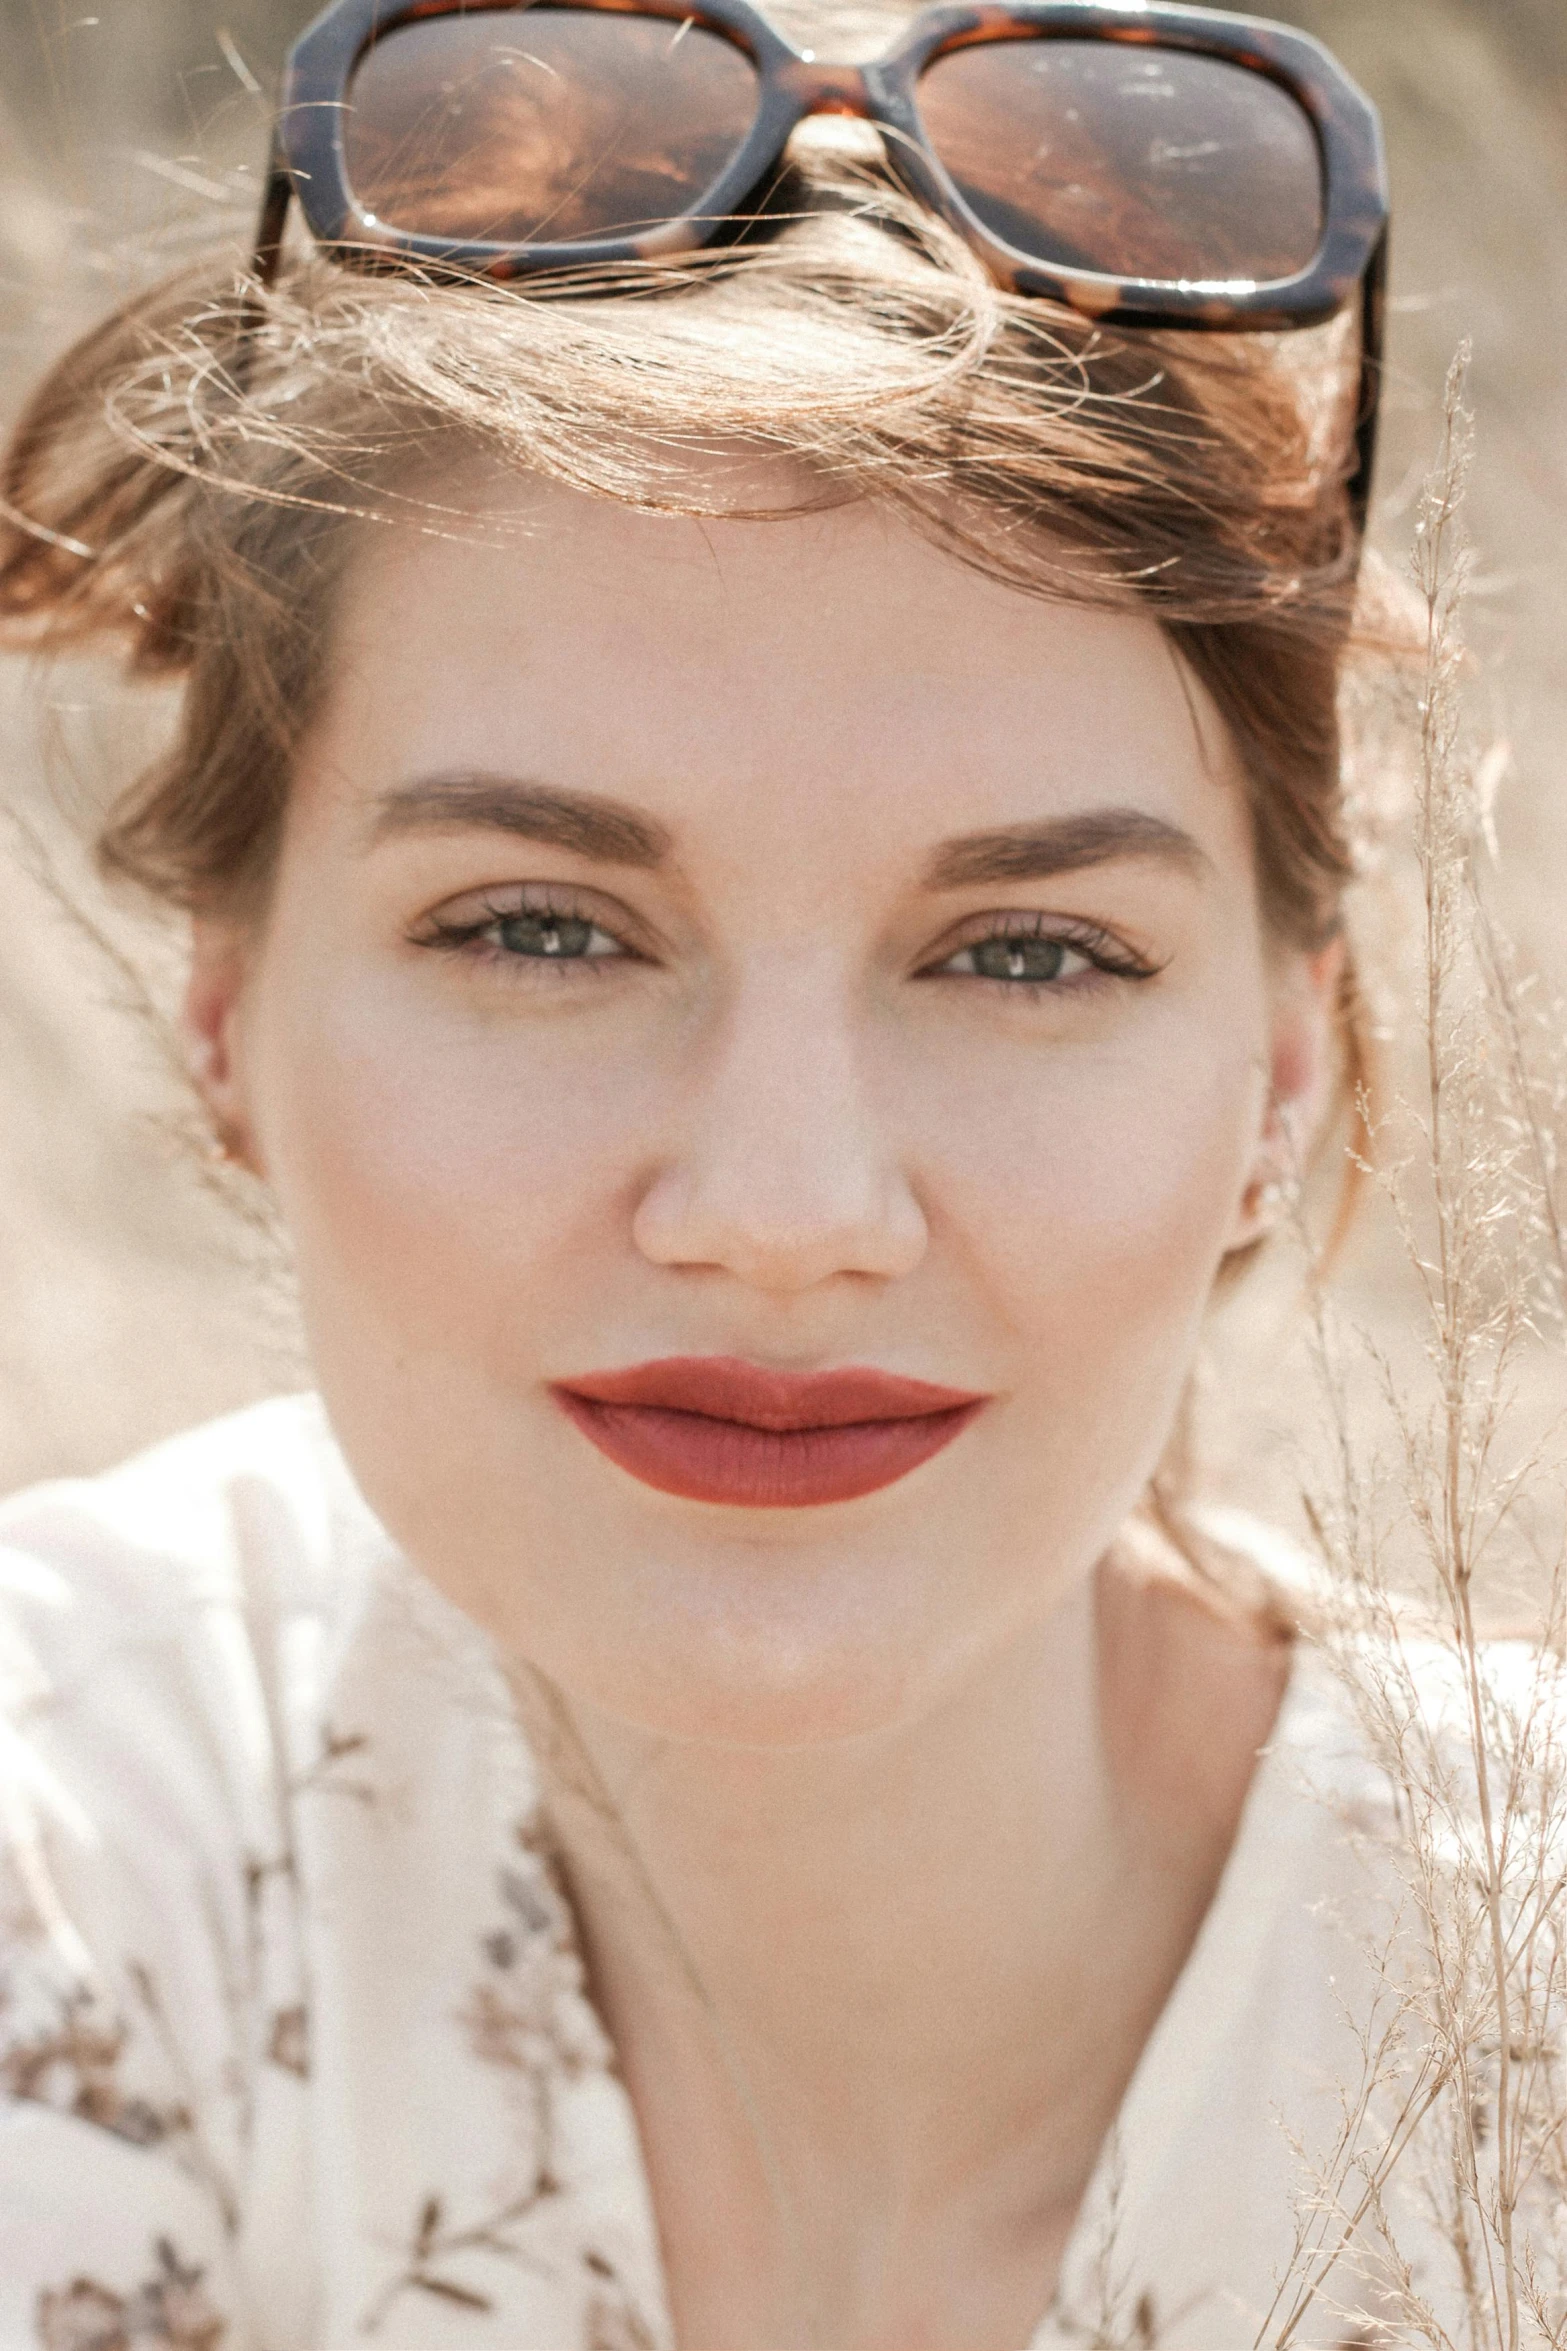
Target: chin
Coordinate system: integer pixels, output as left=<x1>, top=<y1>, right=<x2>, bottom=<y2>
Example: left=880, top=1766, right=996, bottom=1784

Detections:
left=524, top=1541, right=950, bottom=1749
left=575, top=1636, right=927, bottom=1749
left=560, top=1496, right=1013, bottom=1745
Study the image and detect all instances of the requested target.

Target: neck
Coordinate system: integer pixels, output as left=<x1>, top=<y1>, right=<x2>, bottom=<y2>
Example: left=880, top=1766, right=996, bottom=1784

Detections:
left=524, top=1568, right=1135, bottom=2184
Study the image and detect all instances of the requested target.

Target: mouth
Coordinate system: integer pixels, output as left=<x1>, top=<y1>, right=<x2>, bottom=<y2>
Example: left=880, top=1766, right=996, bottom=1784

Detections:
left=551, top=1356, right=989, bottom=1509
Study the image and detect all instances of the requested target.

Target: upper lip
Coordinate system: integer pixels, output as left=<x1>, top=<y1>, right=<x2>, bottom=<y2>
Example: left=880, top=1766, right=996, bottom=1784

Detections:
left=554, top=1356, right=989, bottom=1430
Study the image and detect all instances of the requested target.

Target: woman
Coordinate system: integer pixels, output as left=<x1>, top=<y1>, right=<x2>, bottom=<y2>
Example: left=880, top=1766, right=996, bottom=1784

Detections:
left=0, top=3, right=1510, bottom=2345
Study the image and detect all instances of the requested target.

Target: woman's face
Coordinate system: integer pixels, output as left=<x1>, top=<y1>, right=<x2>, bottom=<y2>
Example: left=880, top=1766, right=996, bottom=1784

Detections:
left=192, top=476, right=1335, bottom=1743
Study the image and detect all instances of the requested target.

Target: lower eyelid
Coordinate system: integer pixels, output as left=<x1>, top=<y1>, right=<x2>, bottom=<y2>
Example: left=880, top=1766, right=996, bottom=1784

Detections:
left=459, top=939, right=626, bottom=981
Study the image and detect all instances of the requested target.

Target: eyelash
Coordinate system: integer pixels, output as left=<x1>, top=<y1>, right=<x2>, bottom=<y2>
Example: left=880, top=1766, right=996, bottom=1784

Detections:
left=919, top=913, right=1164, bottom=999
left=411, top=890, right=1164, bottom=997
left=412, top=886, right=638, bottom=977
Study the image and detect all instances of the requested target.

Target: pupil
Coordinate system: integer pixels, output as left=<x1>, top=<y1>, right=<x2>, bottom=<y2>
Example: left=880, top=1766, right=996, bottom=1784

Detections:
left=974, top=937, right=1065, bottom=982
left=499, top=912, right=594, bottom=958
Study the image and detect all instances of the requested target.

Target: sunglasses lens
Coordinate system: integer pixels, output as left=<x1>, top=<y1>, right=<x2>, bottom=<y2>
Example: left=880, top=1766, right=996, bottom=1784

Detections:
left=917, top=39, right=1324, bottom=287
left=343, top=6, right=761, bottom=248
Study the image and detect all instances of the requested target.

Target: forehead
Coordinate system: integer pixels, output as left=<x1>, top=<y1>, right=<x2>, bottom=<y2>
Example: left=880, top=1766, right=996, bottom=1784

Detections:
left=312, top=470, right=1247, bottom=863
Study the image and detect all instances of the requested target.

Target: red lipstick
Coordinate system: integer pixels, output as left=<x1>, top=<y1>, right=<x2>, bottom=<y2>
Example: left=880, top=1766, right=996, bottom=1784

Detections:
left=552, top=1357, right=987, bottom=1509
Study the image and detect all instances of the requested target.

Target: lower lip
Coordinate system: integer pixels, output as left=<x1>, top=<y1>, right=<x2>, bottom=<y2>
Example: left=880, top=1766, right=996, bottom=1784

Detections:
left=553, top=1392, right=984, bottom=1508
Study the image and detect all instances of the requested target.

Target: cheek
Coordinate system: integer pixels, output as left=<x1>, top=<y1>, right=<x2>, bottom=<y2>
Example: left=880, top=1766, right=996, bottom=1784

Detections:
left=883, top=998, right=1264, bottom=1615
left=244, top=955, right=657, bottom=1374
left=910, top=998, right=1263, bottom=1402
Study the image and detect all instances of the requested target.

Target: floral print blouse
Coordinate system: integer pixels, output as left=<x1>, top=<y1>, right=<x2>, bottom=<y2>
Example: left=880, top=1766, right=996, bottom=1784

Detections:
left=0, top=1396, right=1548, bottom=2348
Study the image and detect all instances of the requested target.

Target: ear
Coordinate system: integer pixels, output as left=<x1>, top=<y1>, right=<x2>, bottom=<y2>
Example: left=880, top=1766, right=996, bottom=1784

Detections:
left=183, top=919, right=267, bottom=1178
left=1229, top=937, right=1346, bottom=1250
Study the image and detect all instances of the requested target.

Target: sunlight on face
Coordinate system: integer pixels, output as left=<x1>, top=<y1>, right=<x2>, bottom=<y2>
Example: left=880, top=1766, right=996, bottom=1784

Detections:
left=202, top=477, right=1323, bottom=1742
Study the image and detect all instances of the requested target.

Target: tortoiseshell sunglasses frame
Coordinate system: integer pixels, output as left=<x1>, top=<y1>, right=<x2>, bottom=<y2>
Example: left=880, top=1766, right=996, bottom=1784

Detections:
left=253, top=0, right=1390, bottom=515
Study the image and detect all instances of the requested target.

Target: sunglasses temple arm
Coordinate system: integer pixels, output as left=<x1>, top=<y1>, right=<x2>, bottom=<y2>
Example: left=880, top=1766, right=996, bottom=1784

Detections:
left=251, top=141, right=294, bottom=294
left=232, top=145, right=294, bottom=384
left=1347, top=224, right=1389, bottom=536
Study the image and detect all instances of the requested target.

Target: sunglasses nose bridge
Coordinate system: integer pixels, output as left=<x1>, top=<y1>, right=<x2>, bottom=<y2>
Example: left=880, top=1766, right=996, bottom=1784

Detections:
left=777, top=56, right=877, bottom=122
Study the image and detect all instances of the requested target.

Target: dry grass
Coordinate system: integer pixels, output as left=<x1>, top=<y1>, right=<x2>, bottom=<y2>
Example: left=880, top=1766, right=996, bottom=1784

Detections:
left=1255, top=356, right=1567, bottom=2346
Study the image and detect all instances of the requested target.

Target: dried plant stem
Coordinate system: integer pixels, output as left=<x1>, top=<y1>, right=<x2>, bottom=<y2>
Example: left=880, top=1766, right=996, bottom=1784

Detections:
left=1278, top=343, right=1567, bottom=2350
left=1413, top=346, right=1521, bottom=2345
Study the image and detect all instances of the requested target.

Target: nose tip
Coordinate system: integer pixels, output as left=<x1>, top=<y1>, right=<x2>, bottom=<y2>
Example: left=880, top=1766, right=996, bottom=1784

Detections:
left=633, top=1159, right=928, bottom=1295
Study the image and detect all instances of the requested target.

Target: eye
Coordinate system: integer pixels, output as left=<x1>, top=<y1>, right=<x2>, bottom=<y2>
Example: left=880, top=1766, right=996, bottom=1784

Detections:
left=921, top=915, right=1161, bottom=994
left=490, top=909, right=621, bottom=961
left=942, top=935, right=1090, bottom=986
left=409, top=885, right=640, bottom=972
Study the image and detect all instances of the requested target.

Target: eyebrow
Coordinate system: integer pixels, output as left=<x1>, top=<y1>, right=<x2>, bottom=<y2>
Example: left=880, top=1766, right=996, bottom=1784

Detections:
left=368, top=774, right=672, bottom=868
left=369, top=777, right=1205, bottom=892
left=923, top=807, right=1210, bottom=891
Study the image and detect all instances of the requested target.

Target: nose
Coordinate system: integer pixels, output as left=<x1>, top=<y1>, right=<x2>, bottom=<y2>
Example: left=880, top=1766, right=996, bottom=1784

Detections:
left=632, top=963, right=928, bottom=1296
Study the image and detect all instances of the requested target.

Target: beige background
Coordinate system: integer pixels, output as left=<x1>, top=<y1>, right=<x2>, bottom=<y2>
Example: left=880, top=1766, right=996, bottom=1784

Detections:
left=0, top=0, right=1563, bottom=1517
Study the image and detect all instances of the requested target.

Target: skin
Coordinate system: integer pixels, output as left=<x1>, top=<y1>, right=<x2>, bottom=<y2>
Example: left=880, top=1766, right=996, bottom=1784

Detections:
left=187, top=474, right=1339, bottom=2350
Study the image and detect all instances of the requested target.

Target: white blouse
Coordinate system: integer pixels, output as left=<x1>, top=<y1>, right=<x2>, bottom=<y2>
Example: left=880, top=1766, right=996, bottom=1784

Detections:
left=0, top=1396, right=1547, bottom=2349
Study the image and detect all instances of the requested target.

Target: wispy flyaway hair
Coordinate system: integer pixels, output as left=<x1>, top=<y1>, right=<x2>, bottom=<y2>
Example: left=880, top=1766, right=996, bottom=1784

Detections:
left=0, top=76, right=1393, bottom=1203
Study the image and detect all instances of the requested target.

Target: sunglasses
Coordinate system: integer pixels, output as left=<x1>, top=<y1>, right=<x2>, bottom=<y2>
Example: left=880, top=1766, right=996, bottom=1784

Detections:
left=254, top=0, right=1389, bottom=514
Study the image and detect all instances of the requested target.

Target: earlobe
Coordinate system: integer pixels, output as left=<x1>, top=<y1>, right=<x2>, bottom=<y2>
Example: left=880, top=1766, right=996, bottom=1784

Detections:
left=1231, top=937, right=1347, bottom=1251
left=183, top=921, right=266, bottom=1178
